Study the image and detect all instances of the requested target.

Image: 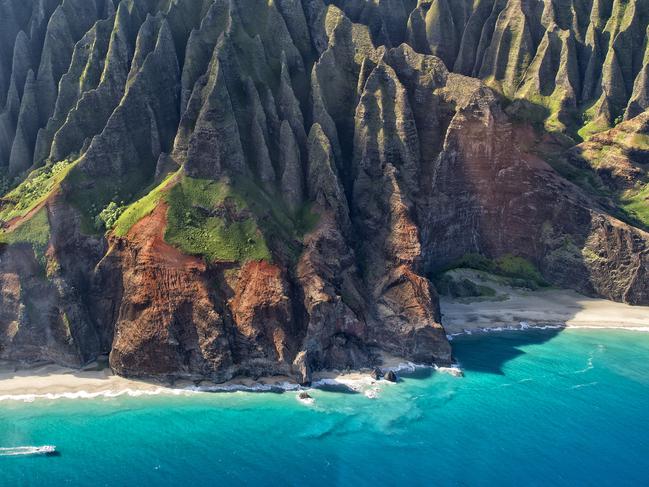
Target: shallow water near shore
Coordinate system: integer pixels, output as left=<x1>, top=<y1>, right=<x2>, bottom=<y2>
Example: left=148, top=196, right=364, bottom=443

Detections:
left=1, top=329, right=648, bottom=486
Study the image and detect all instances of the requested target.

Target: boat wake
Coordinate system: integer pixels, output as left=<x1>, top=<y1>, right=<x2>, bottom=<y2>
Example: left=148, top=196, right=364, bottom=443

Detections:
left=0, top=446, right=57, bottom=457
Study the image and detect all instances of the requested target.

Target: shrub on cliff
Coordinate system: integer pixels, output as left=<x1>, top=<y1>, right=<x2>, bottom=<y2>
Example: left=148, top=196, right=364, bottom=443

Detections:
left=96, top=201, right=125, bottom=231
left=446, top=253, right=548, bottom=289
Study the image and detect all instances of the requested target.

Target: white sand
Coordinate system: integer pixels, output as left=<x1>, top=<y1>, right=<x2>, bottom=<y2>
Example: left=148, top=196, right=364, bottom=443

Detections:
left=0, top=364, right=174, bottom=401
left=440, top=269, right=649, bottom=334
left=0, top=357, right=417, bottom=402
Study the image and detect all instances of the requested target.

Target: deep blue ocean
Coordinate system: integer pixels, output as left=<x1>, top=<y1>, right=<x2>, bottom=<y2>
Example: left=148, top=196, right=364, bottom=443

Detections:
left=1, top=329, right=648, bottom=486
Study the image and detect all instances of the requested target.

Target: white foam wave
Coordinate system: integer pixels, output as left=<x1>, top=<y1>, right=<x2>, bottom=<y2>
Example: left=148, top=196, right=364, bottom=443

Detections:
left=386, top=361, right=428, bottom=374
left=364, top=387, right=381, bottom=399
left=0, top=382, right=304, bottom=403
left=311, top=377, right=374, bottom=392
left=447, top=322, right=649, bottom=340
left=186, top=381, right=301, bottom=393
left=435, top=365, right=464, bottom=377
left=575, top=356, right=595, bottom=374
left=0, top=387, right=190, bottom=403
left=0, top=375, right=381, bottom=403
left=447, top=322, right=565, bottom=339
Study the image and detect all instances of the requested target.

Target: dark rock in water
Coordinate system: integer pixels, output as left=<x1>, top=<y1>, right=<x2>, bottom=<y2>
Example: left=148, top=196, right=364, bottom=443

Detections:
left=298, top=391, right=312, bottom=400
left=384, top=370, right=398, bottom=383
left=370, top=367, right=383, bottom=380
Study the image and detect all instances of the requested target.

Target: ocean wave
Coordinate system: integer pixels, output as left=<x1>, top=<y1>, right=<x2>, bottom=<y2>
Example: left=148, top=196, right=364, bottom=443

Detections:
left=386, top=361, right=429, bottom=374
left=575, top=349, right=597, bottom=374
left=0, top=386, right=196, bottom=403
left=310, top=376, right=377, bottom=393
left=447, top=322, right=649, bottom=340
left=435, top=365, right=464, bottom=377
left=570, top=381, right=598, bottom=390
left=364, top=387, right=381, bottom=399
left=0, top=381, right=312, bottom=403
left=186, top=381, right=301, bottom=393
left=446, top=322, right=565, bottom=340
left=0, top=378, right=368, bottom=403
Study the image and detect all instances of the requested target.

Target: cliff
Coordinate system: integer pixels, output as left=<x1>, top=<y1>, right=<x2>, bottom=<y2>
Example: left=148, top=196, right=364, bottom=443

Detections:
left=0, top=0, right=647, bottom=383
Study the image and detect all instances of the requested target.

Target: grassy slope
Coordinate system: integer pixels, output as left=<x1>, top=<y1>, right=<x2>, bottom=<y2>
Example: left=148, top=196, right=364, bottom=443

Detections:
left=621, top=184, right=649, bottom=227
left=164, top=176, right=273, bottom=263
left=0, top=159, right=77, bottom=223
left=112, top=172, right=318, bottom=264
left=113, top=170, right=180, bottom=237
left=0, top=207, right=51, bottom=269
left=576, top=128, right=649, bottom=229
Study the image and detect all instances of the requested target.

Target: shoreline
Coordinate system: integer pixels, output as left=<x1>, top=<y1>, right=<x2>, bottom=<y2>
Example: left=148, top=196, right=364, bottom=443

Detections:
left=1, top=319, right=647, bottom=402
left=2, top=277, right=648, bottom=402
left=0, top=355, right=442, bottom=403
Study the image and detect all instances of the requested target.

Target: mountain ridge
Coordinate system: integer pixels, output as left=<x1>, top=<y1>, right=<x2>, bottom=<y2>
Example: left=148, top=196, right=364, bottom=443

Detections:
left=0, top=0, right=647, bottom=383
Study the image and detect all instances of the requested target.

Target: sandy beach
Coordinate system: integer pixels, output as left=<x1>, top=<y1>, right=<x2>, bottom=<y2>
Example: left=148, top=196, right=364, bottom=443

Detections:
left=0, top=355, right=421, bottom=402
left=440, top=270, right=649, bottom=334
left=0, top=365, right=179, bottom=401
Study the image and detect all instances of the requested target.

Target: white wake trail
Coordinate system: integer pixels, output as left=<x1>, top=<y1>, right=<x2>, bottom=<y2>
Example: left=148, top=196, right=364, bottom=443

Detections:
left=0, top=446, right=56, bottom=456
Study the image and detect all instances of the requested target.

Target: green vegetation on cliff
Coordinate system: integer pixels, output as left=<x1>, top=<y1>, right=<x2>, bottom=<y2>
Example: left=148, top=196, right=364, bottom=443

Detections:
left=165, top=176, right=272, bottom=263
left=556, top=113, right=649, bottom=230
left=65, top=161, right=157, bottom=235
left=112, top=171, right=317, bottom=263
left=442, top=253, right=549, bottom=289
left=621, top=184, right=649, bottom=228
left=112, top=171, right=180, bottom=236
left=0, top=159, right=76, bottom=223
left=0, top=207, right=50, bottom=268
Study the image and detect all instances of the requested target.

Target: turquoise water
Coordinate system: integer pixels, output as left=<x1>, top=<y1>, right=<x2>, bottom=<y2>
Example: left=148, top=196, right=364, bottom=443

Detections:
left=1, top=329, right=649, bottom=486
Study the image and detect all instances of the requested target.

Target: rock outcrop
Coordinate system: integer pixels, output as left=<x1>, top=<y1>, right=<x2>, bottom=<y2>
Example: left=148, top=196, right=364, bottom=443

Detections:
left=0, top=0, right=648, bottom=382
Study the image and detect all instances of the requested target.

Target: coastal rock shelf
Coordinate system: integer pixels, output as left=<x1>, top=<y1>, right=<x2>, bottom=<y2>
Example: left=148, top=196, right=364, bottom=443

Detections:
left=0, top=0, right=648, bottom=384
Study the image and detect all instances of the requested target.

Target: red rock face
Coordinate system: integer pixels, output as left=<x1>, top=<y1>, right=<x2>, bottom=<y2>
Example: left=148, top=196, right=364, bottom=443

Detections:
left=419, top=90, right=649, bottom=303
left=107, top=204, right=228, bottom=379
left=106, top=206, right=302, bottom=381
left=229, top=260, right=296, bottom=365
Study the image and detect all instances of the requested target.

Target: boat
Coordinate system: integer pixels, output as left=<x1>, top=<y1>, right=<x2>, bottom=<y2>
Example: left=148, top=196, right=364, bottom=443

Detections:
left=0, top=446, right=57, bottom=457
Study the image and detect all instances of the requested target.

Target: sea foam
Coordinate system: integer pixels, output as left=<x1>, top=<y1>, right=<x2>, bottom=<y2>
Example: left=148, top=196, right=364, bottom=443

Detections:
left=447, top=322, right=649, bottom=340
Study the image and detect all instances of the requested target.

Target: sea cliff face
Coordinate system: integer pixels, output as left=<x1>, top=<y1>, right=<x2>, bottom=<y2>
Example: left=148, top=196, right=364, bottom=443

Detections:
left=0, top=0, right=648, bottom=383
